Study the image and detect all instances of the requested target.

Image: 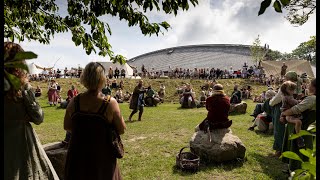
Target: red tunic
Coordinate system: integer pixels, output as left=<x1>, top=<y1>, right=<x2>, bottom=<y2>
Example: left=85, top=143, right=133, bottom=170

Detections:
left=206, top=94, right=231, bottom=125
left=67, top=89, right=78, bottom=101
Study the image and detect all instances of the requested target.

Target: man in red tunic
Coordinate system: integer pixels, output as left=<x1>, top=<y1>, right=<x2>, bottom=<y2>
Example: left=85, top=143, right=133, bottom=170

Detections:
left=67, top=85, right=78, bottom=102
left=198, top=84, right=232, bottom=131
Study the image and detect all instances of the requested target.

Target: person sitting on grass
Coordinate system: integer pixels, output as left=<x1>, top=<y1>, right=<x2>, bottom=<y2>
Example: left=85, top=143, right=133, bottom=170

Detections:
left=123, top=91, right=132, bottom=102
left=102, top=82, right=112, bottom=96
left=196, top=84, right=232, bottom=132
left=230, top=85, right=242, bottom=104
left=198, top=89, right=207, bottom=107
left=248, top=89, right=276, bottom=132
left=145, top=85, right=157, bottom=106
left=279, top=81, right=304, bottom=148
left=180, top=83, right=195, bottom=108
left=35, top=85, right=42, bottom=97
left=111, top=79, right=118, bottom=90
left=114, top=88, right=124, bottom=103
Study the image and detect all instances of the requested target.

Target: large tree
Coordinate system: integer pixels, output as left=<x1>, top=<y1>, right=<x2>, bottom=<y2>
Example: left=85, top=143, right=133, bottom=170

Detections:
left=4, top=0, right=198, bottom=64
left=258, top=0, right=316, bottom=26
left=265, top=49, right=283, bottom=61
left=291, top=36, right=316, bottom=64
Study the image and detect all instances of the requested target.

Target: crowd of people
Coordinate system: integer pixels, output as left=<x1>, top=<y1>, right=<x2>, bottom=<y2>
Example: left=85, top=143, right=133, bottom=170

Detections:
left=247, top=71, right=316, bottom=173
left=4, top=42, right=316, bottom=179
left=136, top=63, right=289, bottom=85
left=28, top=65, right=129, bottom=82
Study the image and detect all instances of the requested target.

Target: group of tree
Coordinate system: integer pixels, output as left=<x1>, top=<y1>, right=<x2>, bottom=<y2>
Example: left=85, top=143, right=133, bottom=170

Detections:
left=251, top=35, right=316, bottom=65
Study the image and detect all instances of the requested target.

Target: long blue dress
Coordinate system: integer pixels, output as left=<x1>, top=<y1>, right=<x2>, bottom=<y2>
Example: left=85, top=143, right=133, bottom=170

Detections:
left=271, top=102, right=285, bottom=152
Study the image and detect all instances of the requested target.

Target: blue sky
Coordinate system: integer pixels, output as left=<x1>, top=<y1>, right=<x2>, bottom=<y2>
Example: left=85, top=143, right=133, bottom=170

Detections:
left=17, top=0, right=316, bottom=70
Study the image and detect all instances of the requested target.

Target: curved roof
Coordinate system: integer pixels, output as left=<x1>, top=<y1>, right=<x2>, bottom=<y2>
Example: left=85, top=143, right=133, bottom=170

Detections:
left=127, top=44, right=255, bottom=71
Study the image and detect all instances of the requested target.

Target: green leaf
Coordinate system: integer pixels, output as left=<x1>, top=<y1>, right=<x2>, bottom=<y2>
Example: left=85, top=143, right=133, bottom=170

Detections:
left=289, top=130, right=313, bottom=140
left=280, top=0, right=290, bottom=6
left=309, top=156, right=316, bottom=165
left=280, top=151, right=303, bottom=162
left=4, top=71, right=21, bottom=90
left=13, top=51, right=38, bottom=61
left=5, top=62, right=29, bottom=72
left=273, top=0, right=282, bottom=13
left=292, top=169, right=306, bottom=178
left=293, top=171, right=311, bottom=180
left=258, top=0, right=272, bottom=16
left=299, top=149, right=312, bottom=158
left=301, top=162, right=316, bottom=177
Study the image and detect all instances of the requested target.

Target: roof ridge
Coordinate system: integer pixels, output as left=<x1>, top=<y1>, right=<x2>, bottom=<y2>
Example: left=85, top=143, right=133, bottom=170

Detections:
left=127, top=44, right=251, bottom=61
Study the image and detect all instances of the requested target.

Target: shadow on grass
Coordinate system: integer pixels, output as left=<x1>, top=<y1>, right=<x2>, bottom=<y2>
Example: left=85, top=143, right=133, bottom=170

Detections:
left=172, top=158, right=246, bottom=176
left=177, top=107, right=197, bottom=110
left=124, top=120, right=141, bottom=123
left=254, top=130, right=273, bottom=137
left=250, top=152, right=288, bottom=180
left=41, top=105, right=57, bottom=109
left=228, top=112, right=247, bottom=116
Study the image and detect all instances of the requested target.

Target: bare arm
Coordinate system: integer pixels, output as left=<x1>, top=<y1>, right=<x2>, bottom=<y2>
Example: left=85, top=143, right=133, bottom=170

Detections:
left=282, top=96, right=316, bottom=116
left=64, top=98, right=75, bottom=132
left=107, top=98, right=126, bottom=135
left=269, top=91, right=282, bottom=106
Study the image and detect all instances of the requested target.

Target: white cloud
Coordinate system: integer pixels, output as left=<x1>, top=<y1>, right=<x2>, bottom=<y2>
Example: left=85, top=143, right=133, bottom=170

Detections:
left=18, top=0, right=315, bottom=69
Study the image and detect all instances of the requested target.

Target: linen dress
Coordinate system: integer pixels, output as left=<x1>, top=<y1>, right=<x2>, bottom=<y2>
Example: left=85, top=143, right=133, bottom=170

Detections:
left=4, top=85, right=59, bottom=180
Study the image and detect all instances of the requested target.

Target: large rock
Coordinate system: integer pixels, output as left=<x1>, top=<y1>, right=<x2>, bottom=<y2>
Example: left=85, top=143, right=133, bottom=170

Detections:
left=229, top=101, right=247, bottom=114
left=43, top=142, right=68, bottom=180
left=190, top=128, right=246, bottom=163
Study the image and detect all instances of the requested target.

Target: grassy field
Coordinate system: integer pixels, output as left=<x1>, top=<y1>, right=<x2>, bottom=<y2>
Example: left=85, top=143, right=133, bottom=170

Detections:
left=31, top=78, right=287, bottom=180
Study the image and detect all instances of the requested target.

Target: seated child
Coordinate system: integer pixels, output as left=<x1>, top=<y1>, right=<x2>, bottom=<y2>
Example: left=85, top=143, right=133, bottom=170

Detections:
left=280, top=81, right=304, bottom=148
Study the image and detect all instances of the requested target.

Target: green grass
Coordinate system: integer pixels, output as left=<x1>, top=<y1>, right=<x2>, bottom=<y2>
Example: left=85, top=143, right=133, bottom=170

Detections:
left=31, top=78, right=287, bottom=180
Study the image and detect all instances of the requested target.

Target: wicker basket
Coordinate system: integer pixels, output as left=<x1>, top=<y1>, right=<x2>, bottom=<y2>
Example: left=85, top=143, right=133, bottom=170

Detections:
left=176, top=147, right=200, bottom=171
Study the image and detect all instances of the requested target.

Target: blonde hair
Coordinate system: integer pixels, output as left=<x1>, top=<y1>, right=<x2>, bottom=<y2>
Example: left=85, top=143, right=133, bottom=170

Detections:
left=80, top=62, right=106, bottom=91
left=280, top=81, right=297, bottom=96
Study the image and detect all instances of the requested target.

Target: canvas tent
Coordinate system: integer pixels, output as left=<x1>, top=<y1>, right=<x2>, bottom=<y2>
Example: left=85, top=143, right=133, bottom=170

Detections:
left=26, top=62, right=44, bottom=75
left=261, top=60, right=315, bottom=78
left=98, top=61, right=139, bottom=79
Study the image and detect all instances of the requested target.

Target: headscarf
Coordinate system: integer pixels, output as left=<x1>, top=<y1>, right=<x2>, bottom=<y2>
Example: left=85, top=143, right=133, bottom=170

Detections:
left=284, top=71, right=298, bottom=81
left=265, top=89, right=276, bottom=99
left=284, top=71, right=302, bottom=95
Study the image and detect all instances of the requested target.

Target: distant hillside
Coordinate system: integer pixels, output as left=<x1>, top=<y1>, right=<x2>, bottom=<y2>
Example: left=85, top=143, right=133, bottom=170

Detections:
left=31, top=78, right=268, bottom=103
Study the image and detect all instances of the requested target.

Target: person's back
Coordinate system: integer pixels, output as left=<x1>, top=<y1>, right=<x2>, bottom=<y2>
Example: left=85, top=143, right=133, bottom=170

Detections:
left=206, top=93, right=230, bottom=124
left=4, top=42, right=59, bottom=180
left=64, top=62, right=125, bottom=180
left=102, top=85, right=111, bottom=95
left=231, top=89, right=242, bottom=104
left=65, top=94, right=121, bottom=180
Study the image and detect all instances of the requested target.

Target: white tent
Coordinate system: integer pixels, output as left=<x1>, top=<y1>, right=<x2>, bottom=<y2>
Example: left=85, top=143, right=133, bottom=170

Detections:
left=98, top=61, right=139, bottom=79
left=26, top=62, right=43, bottom=75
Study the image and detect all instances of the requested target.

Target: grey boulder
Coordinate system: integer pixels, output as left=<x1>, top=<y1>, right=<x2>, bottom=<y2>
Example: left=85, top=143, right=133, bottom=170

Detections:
left=43, top=142, right=68, bottom=180
left=229, top=101, right=247, bottom=114
left=190, top=128, right=246, bottom=163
